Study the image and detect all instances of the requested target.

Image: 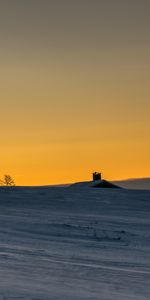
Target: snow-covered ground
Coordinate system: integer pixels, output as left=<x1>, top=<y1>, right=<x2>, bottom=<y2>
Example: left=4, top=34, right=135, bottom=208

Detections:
left=0, top=186, right=150, bottom=299
left=113, top=178, right=150, bottom=190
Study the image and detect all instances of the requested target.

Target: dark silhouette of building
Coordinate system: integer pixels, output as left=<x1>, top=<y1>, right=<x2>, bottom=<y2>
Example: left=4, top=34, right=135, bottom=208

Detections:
left=69, top=171, right=122, bottom=189
left=93, top=172, right=101, bottom=181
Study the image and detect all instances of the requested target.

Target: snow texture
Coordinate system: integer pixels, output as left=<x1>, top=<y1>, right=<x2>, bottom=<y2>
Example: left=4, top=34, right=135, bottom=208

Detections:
left=0, top=186, right=150, bottom=299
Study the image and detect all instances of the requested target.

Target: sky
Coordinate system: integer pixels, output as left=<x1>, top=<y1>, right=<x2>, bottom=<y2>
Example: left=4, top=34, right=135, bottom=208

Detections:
left=0, top=0, right=150, bottom=185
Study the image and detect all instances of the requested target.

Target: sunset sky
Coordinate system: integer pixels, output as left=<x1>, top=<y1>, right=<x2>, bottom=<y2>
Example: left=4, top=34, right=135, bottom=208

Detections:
left=0, top=0, right=150, bottom=185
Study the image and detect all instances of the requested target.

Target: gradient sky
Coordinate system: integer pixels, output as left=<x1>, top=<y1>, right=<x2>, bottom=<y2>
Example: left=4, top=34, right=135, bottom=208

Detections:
left=0, top=0, right=150, bottom=185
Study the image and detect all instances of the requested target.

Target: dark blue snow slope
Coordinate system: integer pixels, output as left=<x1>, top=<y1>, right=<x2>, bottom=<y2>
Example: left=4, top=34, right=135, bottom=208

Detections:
left=0, top=186, right=150, bottom=299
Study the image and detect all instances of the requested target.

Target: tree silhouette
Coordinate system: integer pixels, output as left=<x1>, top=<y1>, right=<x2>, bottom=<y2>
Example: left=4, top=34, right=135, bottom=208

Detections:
left=0, top=174, right=15, bottom=186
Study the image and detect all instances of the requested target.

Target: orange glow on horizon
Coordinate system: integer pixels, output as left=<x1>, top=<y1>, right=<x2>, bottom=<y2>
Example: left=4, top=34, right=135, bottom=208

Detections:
left=0, top=1, right=149, bottom=185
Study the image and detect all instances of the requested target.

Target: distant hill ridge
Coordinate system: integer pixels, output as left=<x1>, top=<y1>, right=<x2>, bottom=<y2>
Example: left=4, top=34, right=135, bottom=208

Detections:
left=62, top=177, right=150, bottom=190
left=112, top=178, right=150, bottom=190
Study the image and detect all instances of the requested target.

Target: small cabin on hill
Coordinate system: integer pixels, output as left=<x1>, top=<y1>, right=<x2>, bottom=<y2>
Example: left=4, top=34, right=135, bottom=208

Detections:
left=69, top=172, right=121, bottom=189
left=91, top=172, right=120, bottom=188
left=93, top=172, right=102, bottom=181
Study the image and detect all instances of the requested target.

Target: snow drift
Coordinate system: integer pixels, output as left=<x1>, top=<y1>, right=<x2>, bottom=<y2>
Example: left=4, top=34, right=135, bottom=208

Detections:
left=0, top=186, right=150, bottom=299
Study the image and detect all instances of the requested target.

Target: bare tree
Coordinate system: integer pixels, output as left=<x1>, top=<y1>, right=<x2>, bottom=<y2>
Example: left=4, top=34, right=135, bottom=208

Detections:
left=0, top=174, right=15, bottom=186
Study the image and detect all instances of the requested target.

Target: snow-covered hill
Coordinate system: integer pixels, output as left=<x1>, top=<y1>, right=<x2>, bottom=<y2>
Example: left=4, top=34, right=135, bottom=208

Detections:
left=113, top=178, right=150, bottom=190
left=0, top=186, right=150, bottom=299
